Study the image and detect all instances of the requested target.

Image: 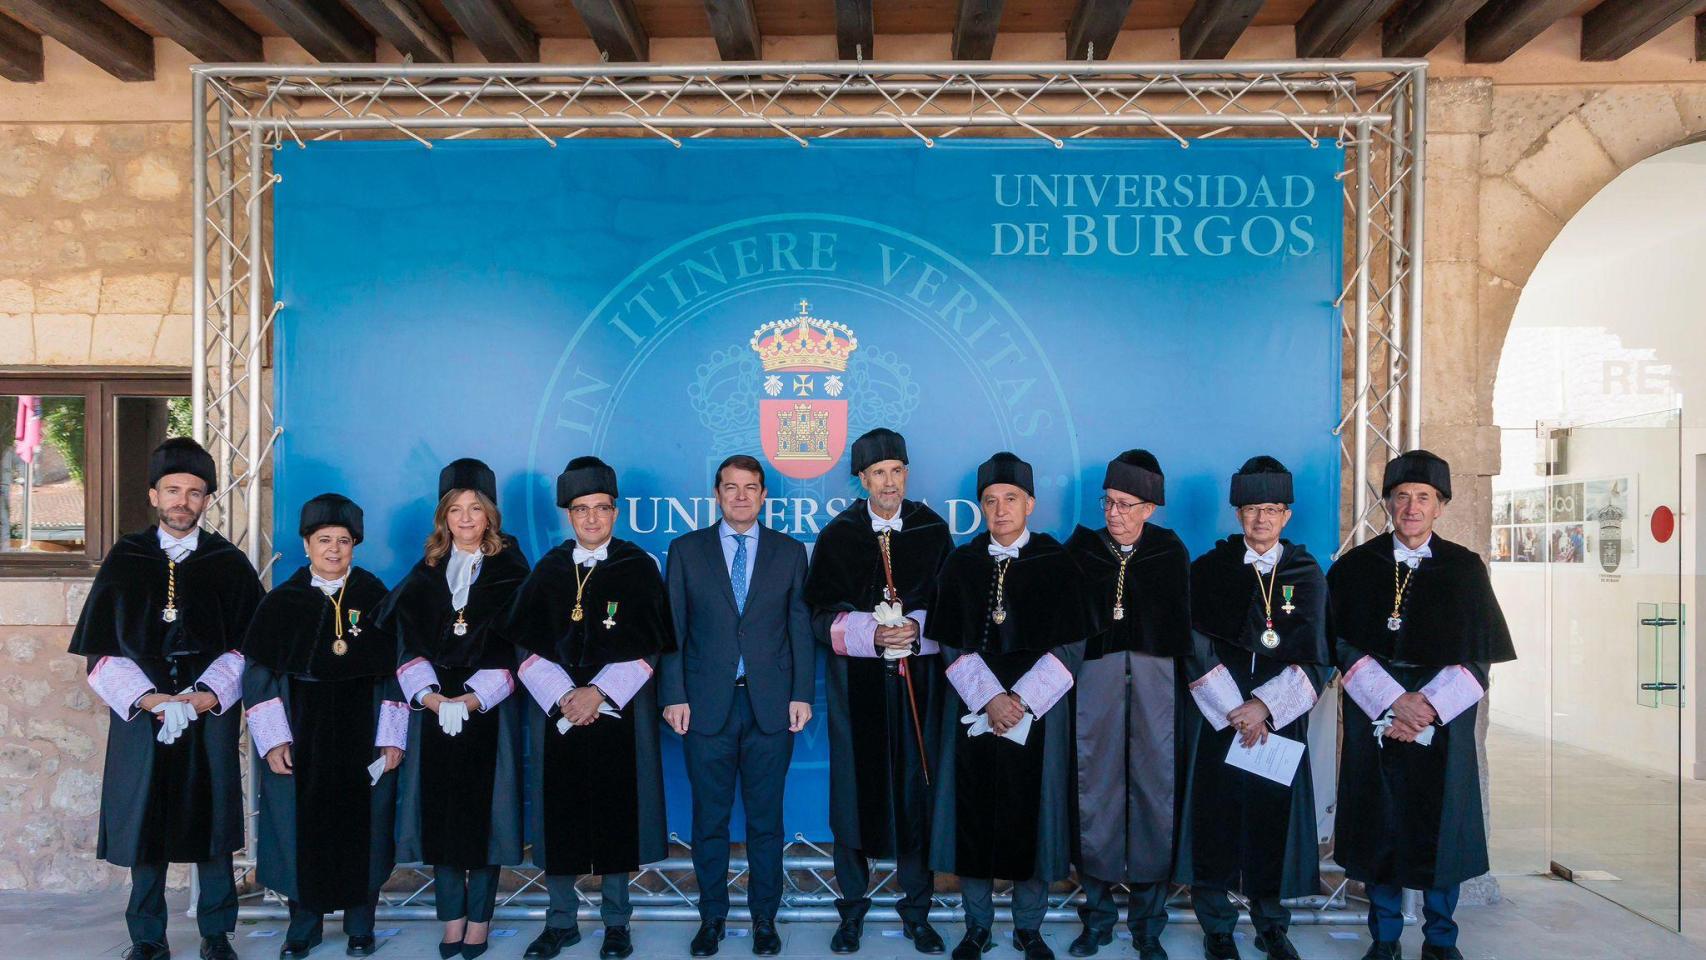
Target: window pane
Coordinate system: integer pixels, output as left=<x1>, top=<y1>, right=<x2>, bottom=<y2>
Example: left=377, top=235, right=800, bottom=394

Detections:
left=1, top=395, right=88, bottom=554
left=114, top=395, right=194, bottom=536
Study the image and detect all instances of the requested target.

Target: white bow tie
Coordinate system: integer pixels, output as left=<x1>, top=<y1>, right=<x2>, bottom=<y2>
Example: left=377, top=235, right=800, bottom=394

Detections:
left=1394, top=541, right=1432, bottom=568
left=310, top=575, right=345, bottom=595
left=572, top=543, right=608, bottom=567
left=988, top=542, right=1020, bottom=560
left=871, top=515, right=902, bottom=533
left=1243, top=545, right=1281, bottom=572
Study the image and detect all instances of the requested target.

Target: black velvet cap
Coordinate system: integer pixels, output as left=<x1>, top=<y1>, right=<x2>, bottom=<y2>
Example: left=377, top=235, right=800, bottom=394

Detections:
left=976, top=451, right=1034, bottom=497
left=851, top=428, right=908, bottom=475
left=299, top=493, right=363, bottom=544
left=1382, top=449, right=1452, bottom=501
left=557, top=456, right=619, bottom=507
left=439, top=457, right=497, bottom=503
left=1103, top=449, right=1165, bottom=505
left=1230, top=455, right=1294, bottom=507
left=148, top=437, right=217, bottom=495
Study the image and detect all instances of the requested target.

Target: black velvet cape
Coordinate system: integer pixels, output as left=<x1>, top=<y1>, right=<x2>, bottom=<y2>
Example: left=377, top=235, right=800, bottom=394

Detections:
left=1327, top=532, right=1515, bottom=667
left=1190, top=536, right=1330, bottom=665
left=1064, top=524, right=1191, bottom=660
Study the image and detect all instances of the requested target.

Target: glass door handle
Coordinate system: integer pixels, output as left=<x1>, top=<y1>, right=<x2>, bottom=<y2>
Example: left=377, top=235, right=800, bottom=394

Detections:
left=1640, top=617, right=1681, bottom=627
left=1640, top=682, right=1681, bottom=691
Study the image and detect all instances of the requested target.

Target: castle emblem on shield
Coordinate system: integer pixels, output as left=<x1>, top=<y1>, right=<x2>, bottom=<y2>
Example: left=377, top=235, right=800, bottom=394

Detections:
left=750, top=300, right=858, bottom=479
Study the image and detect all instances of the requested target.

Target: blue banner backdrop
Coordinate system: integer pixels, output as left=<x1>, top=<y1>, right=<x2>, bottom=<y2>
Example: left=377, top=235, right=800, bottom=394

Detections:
left=272, top=138, right=1343, bottom=841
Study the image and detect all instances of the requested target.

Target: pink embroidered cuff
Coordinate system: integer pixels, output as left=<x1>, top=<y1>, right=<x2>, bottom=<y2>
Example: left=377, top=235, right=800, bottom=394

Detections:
left=945, top=653, right=1004, bottom=713
left=246, top=697, right=292, bottom=755
left=1421, top=665, right=1485, bottom=725
left=519, top=655, right=575, bottom=714
left=1188, top=663, right=1243, bottom=730
left=831, top=612, right=881, bottom=658
left=1343, top=655, right=1406, bottom=720
left=907, top=610, right=940, bottom=655
left=465, top=669, right=514, bottom=712
left=1010, top=653, right=1074, bottom=718
left=194, top=651, right=245, bottom=715
left=89, top=656, right=155, bottom=720
left=590, top=659, right=653, bottom=710
left=1253, top=665, right=1318, bottom=729
left=397, top=657, right=441, bottom=708
left=375, top=700, right=409, bottom=750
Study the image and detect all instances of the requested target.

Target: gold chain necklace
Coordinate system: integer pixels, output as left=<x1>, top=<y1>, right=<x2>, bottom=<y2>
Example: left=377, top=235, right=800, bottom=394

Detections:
left=1104, top=537, right=1134, bottom=621
left=571, top=558, right=594, bottom=622
left=161, top=560, right=179, bottom=623
left=991, top=556, right=1012, bottom=625
left=878, top=529, right=898, bottom=602
left=329, top=582, right=351, bottom=655
left=1254, top=561, right=1281, bottom=649
left=1389, top=561, right=1416, bottom=631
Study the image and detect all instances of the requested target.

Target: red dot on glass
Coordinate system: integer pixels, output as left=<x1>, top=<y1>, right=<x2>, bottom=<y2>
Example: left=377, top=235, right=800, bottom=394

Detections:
left=1651, top=505, right=1675, bottom=544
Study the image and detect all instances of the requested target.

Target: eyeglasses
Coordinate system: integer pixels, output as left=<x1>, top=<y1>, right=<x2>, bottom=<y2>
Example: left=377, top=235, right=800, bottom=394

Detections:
left=1237, top=505, right=1288, bottom=518
left=568, top=504, right=616, bottom=518
left=1099, top=496, right=1149, bottom=515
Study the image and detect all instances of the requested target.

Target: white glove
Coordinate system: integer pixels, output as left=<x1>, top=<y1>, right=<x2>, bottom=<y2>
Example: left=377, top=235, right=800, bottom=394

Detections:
left=555, top=702, right=622, bottom=735
left=366, top=756, right=388, bottom=786
left=152, top=700, right=195, bottom=744
left=960, top=710, right=1033, bottom=745
left=1372, top=708, right=1435, bottom=748
left=873, top=601, right=912, bottom=660
left=437, top=700, right=469, bottom=737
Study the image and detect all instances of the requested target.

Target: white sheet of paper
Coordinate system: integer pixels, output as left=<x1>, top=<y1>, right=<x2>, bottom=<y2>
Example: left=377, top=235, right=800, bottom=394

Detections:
left=367, top=756, right=387, bottom=786
left=960, top=710, right=1034, bottom=745
left=1224, top=732, right=1305, bottom=786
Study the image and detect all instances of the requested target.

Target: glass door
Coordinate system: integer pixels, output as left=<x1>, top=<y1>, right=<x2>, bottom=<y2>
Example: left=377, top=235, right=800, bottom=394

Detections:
left=1547, top=409, right=1683, bottom=929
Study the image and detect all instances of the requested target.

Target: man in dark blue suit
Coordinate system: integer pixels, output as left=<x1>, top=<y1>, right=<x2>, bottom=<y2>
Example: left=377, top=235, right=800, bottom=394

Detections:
left=661, top=454, right=816, bottom=957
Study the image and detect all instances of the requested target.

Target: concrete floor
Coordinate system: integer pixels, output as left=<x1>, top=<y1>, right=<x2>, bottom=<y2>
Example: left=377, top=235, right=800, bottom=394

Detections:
left=5, top=875, right=1703, bottom=960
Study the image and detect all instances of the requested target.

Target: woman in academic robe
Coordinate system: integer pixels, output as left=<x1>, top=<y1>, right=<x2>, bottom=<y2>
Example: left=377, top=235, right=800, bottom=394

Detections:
left=242, top=493, right=408, bottom=959
left=1178, top=457, right=1329, bottom=960
left=505, top=457, right=675, bottom=960
left=374, top=459, right=530, bottom=960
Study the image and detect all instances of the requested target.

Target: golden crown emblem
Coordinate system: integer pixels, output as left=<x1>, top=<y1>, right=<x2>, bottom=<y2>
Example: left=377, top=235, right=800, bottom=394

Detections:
left=750, top=300, right=858, bottom=372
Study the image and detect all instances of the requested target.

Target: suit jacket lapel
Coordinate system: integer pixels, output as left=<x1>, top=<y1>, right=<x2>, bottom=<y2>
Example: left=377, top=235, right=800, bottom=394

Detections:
left=704, top=526, right=741, bottom=617
left=746, top=525, right=780, bottom=614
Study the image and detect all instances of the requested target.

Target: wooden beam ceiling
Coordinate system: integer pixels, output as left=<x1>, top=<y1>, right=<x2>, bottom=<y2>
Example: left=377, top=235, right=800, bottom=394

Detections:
left=951, top=0, right=1005, bottom=60
left=0, top=0, right=154, bottom=80
left=834, top=0, right=873, bottom=60
left=1464, top=0, right=1579, bottom=62
left=247, top=0, right=376, bottom=62
left=440, top=0, right=538, bottom=62
left=568, top=0, right=648, bottom=61
left=1581, top=0, right=1706, bottom=61
left=1180, top=0, right=1265, bottom=59
left=122, top=0, right=262, bottom=62
left=1382, top=0, right=1491, bottom=57
left=704, top=0, right=761, bottom=60
left=0, top=11, right=42, bottom=82
left=344, top=0, right=452, bottom=62
left=1295, top=0, right=1401, bottom=58
left=1067, top=0, right=1134, bottom=60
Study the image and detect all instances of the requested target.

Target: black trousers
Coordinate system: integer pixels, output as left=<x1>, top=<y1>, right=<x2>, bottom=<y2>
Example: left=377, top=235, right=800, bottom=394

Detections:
left=286, top=899, right=377, bottom=942
left=961, top=877, right=1047, bottom=932
left=435, top=865, right=501, bottom=923
left=127, top=856, right=237, bottom=945
left=1191, top=885, right=1290, bottom=937
left=834, top=844, right=934, bottom=924
left=545, top=873, right=633, bottom=928
left=684, top=684, right=796, bottom=923
left=1079, top=877, right=1170, bottom=940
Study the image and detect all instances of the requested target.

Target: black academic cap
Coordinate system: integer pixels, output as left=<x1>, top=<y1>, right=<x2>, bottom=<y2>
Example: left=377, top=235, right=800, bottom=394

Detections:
left=1382, top=449, right=1452, bottom=501
left=299, top=493, right=363, bottom=544
left=976, top=451, right=1034, bottom=497
left=439, top=457, right=497, bottom=504
left=851, top=428, right=908, bottom=475
left=148, top=437, right=217, bottom=495
left=1103, top=449, right=1165, bottom=505
left=1230, top=455, right=1294, bottom=507
left=557, top=456, right=619, bottom=508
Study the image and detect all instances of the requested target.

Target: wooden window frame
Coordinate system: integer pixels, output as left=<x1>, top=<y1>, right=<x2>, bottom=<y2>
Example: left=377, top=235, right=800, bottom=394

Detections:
left=1, top=368, right=192, bottom=577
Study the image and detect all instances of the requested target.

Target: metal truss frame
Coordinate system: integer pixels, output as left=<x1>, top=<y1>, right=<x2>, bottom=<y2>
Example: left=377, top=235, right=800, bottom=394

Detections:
left=190, top=59, right=1426, bottom=924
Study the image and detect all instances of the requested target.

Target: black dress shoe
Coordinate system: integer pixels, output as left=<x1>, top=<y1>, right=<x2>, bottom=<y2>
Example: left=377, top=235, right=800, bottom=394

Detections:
left=345, top=934, right=380, bottom=957
left=1420, top=947, right=1464, bottom=960
left=752, top=919, right=782, bottom=956
left=460, top=942, right=488, bottom=959
left=1202, top=933, right=1241, bottom=960
left=951, top=926, right=994, bottom=960
left=437, top=942, right=462, bottom=960
left=1137, top=936, right=1169, bottom=960
left=691, top=919, right=727, bottom=957
left=281, top=933, right=322, bottom=959
left=601, top=925, right=634, bottom=960
left=202, top=936, right=239, bottom=960
left=524, top=926, right=581, bottom=958
left=1068, top=927, right=1111, bottom=957
left=904, top=921, right=946, bottom=954
left=125, top=943, right=171, bottom=960
left=830, top=915, right=864, bottom=953
left=1359, top=944, right=1401, bottom=960
left=1013, top=929, right=1054, bottom=960
left=1253, top=931, right=1298, bottom=960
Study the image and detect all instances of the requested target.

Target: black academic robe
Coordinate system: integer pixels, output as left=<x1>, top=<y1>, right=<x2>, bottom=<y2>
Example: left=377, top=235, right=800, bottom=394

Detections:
left=506, top=537, right=675, bottom=876
left=242, top=566, right=400, bottom=912
left=68, top=528, right=261, bottom=868
left=1063, top=524, right=1191, bottom=886
left=804, top=500, right=952, bottom=861
left=1178, top=537, right=1328, bottom=900
left=374, top=540, right=530, bottom=870
left=925, top=531, right=1095, bottom=882
left=1329, top=532, right=1517, bottom=890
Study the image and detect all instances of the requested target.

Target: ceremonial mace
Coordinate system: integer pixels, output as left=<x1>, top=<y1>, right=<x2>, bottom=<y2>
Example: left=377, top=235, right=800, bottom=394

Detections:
left=878, top=531, right=931, bottom=786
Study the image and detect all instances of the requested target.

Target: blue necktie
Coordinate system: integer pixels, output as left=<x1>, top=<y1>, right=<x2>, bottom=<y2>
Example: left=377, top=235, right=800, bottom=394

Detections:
left=731, top=533, right=748, bottom=678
